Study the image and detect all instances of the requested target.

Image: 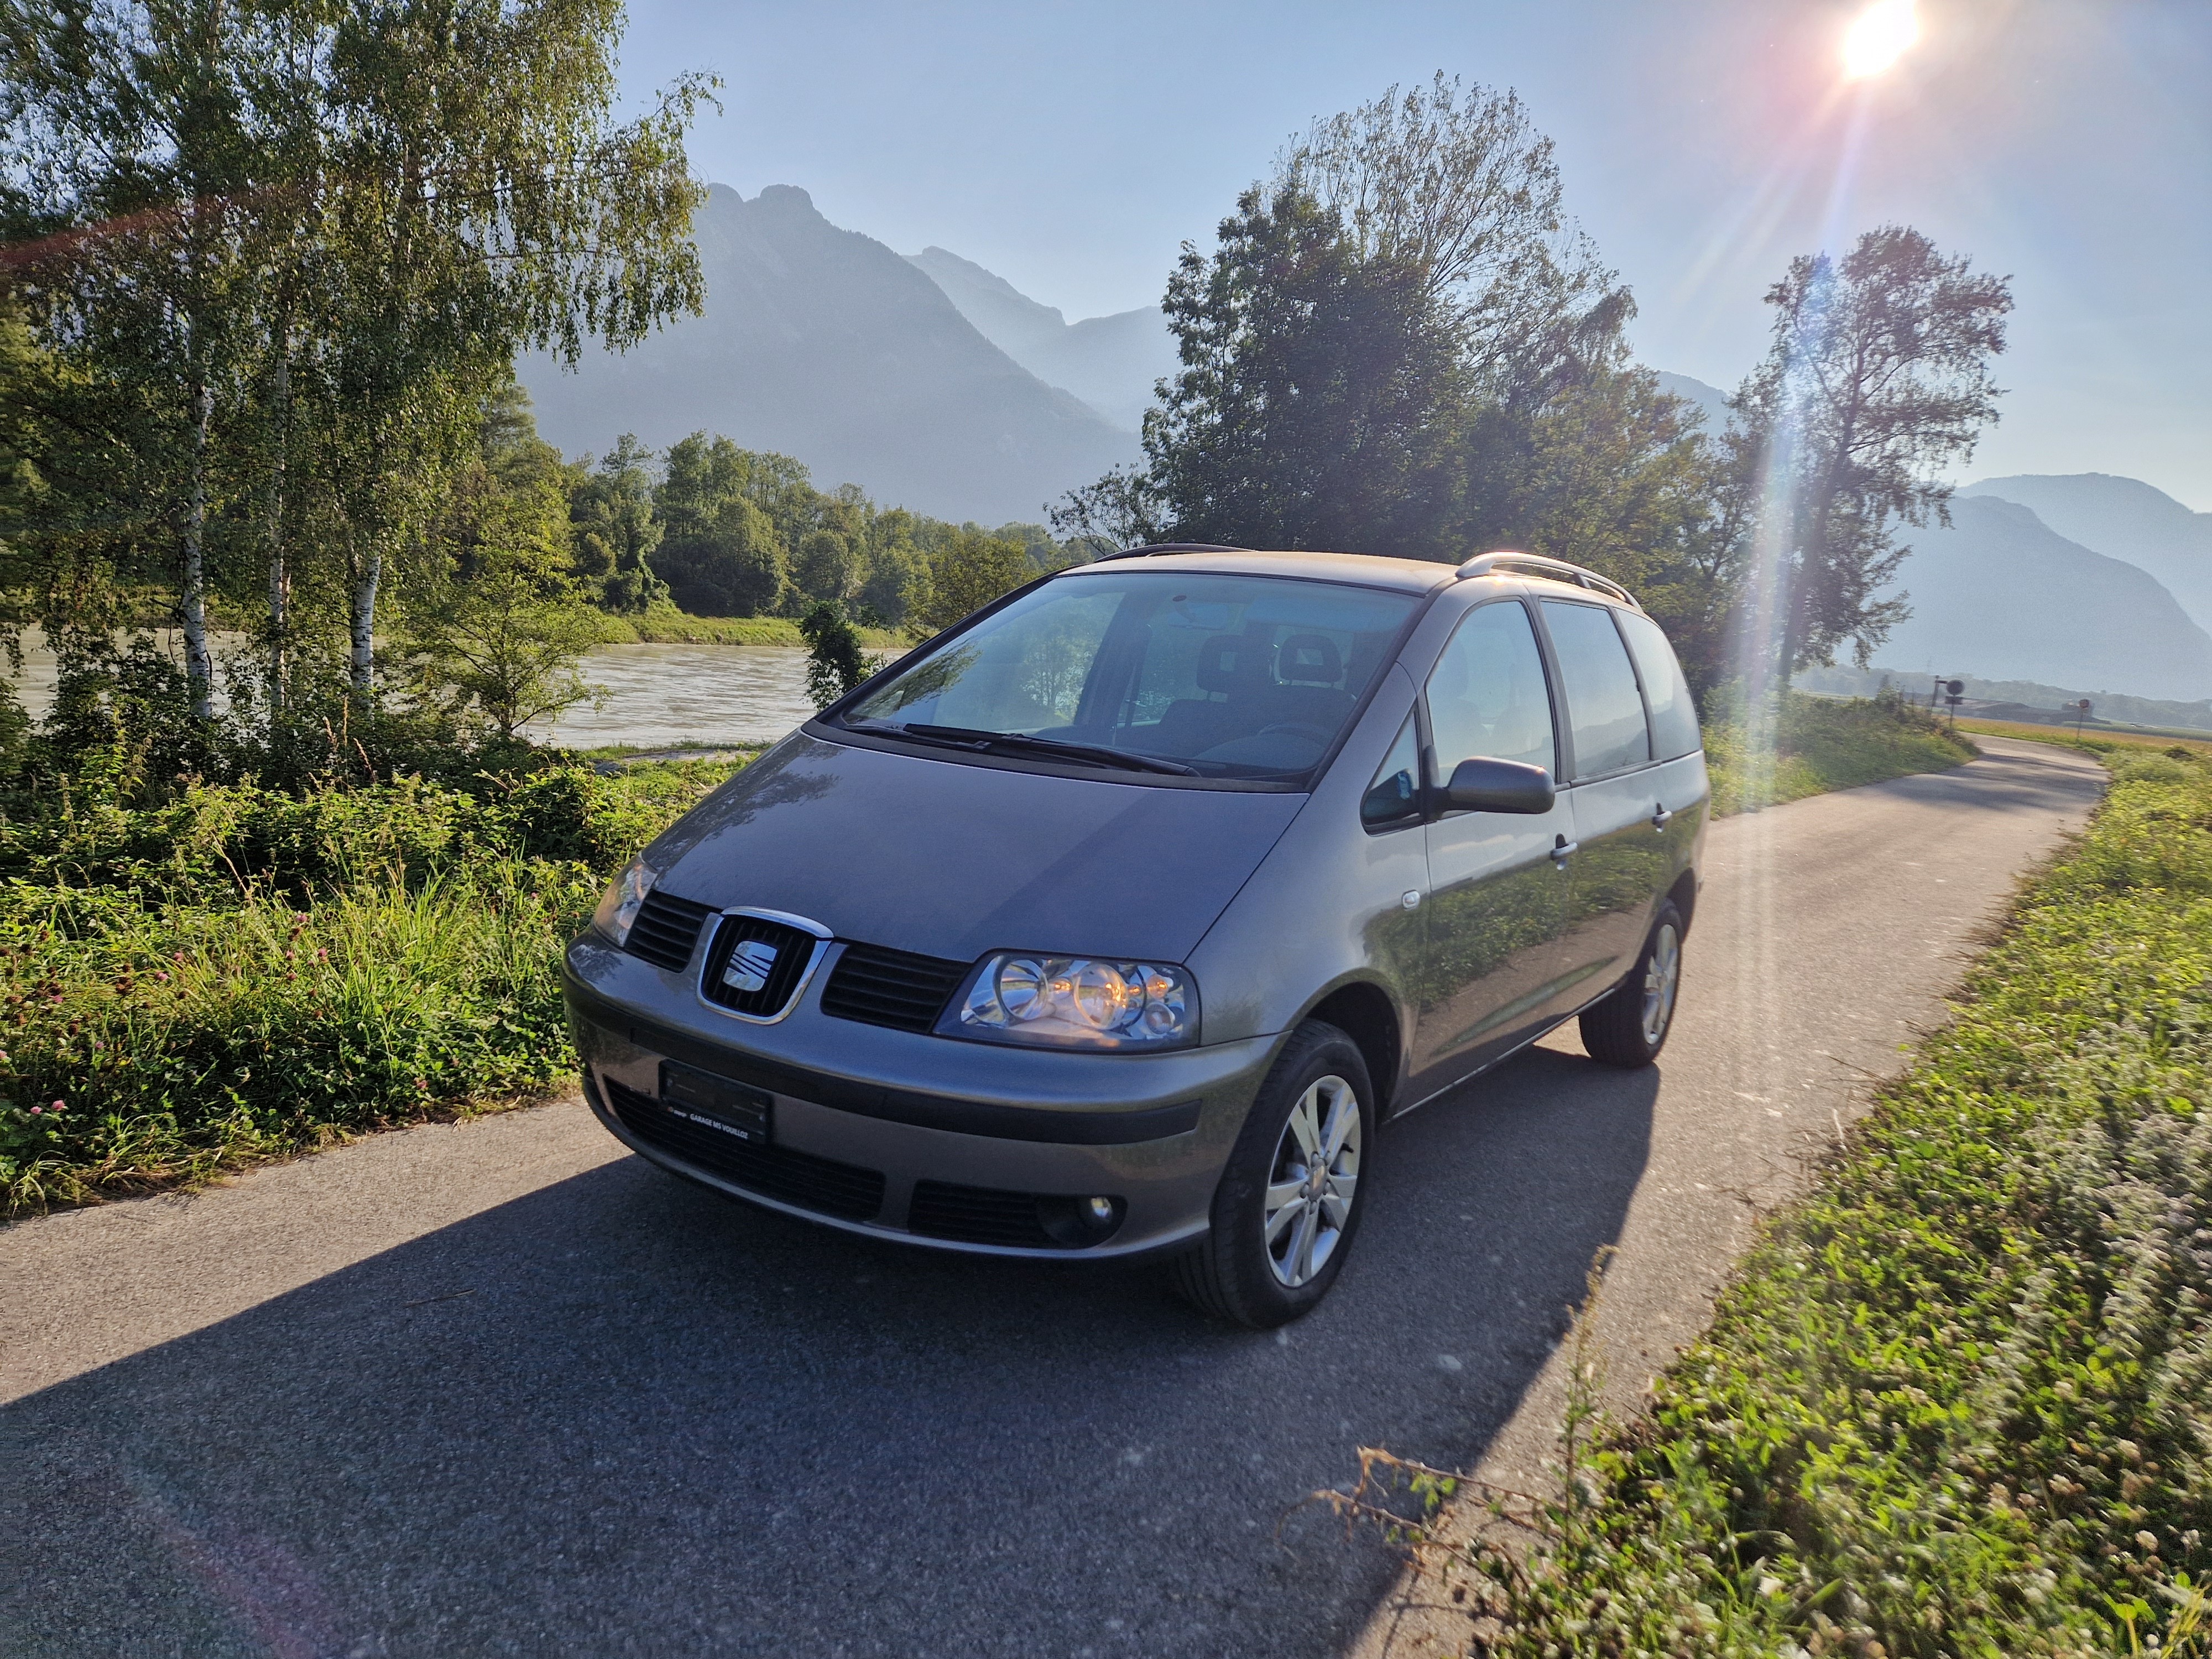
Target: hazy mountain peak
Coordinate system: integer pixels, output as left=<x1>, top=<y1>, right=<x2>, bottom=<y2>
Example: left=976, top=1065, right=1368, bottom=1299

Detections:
left=1875, top=493, right=2212, bottom=702
left=909, top=247, right=1067, bottom=328
left=904, top=250, right=1175, bottom=432
left=1961, top=472, right=2212, bottom=635
left=518, top=184, right=1134, bottom=523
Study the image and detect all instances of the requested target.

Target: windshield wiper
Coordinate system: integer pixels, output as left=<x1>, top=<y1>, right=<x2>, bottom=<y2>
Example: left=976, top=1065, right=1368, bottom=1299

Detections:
left=848, top=721, right=1197, bottom=776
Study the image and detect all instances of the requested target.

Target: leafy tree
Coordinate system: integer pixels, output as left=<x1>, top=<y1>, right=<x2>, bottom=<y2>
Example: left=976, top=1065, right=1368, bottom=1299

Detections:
left=568, top=434, right=667, bottom=612
left=1729, top=225, right=2012, bottom=683
left=309, top=1, right=711, bottom=690
left=1144, top=184, right=1462, bottom=555
left=1055, top=77, right=1640, bottom=566
left=799, top=602, right=868, bottom=708
left=855, top=508, right=928, bottom=626
left=654, top=433, right=787, bottom=615
left=1461, top=364, right=1736, bottom=693
left=792, top=528, right=855, bottom=605
left=916, top=527, right=1032, bottom=634
left=410, top=456, right=603, bottom=738
left=0, top=0, right=283, bottom=717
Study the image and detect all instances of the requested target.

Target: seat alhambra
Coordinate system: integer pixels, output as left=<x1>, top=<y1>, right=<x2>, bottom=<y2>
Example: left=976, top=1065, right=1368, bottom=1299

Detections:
left=563, top=545, right=1707, bottom=1326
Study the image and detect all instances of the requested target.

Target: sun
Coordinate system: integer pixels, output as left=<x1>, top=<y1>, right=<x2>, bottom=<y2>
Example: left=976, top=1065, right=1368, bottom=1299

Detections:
left=1841, top=0, right=1919, bottom=79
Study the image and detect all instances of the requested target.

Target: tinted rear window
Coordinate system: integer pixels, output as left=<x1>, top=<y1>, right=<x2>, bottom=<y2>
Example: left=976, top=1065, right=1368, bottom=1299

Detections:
left=1541, top=601, right=1651, bottom=779
left=1615, top=609, right=1702, bottom=760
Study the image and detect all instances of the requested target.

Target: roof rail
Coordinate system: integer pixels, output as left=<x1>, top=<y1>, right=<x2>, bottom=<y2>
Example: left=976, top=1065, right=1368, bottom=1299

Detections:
left=1456, top=550, right=1641, bottom=610
left=1095, top=541, right=1250, bottom=561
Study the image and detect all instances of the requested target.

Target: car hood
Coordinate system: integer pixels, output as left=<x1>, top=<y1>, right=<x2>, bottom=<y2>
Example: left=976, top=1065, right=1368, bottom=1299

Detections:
left=643, top=732, right=1307, bottom=964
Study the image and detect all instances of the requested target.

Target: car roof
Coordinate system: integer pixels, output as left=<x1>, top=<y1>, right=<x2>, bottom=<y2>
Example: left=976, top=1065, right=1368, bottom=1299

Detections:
left=1054, top=548, right=1463, bottom=596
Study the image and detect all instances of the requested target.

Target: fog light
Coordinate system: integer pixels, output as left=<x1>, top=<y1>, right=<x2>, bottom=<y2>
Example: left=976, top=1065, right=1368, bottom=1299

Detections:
left=1036, top=1192, right=1127, bottom=1248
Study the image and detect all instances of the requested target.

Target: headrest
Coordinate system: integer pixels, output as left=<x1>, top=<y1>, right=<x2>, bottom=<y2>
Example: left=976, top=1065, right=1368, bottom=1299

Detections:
left=1276, top=633, right=1341, bottom=687
left=1196, top=634, right=1265, bottom=694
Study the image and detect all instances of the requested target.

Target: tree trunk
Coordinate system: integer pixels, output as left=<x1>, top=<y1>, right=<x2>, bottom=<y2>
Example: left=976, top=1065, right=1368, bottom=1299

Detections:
left=181, top=379, right=216, bottom=721
left=266, top=332, right=290, bottom=716
left=349, top=536, right=380, bottom=692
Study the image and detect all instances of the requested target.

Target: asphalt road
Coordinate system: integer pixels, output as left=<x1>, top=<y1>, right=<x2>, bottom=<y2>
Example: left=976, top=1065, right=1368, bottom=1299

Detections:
left=1, top=736, right=2104, bottom=1659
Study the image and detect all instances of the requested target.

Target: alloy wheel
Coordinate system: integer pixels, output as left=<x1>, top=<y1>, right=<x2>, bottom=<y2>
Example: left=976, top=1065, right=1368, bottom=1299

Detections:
left=1262, top=1073, right=1361, bottom=1288
left=1641, top=922, right=1682, bottom=1047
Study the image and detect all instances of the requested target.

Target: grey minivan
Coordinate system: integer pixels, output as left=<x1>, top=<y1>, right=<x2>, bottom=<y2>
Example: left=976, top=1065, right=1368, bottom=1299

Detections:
left=563, top=545, right=1707, bottom=1326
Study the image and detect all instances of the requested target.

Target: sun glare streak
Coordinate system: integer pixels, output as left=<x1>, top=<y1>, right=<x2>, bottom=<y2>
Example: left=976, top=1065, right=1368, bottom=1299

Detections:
left=1842, top=0, right=1919, bottom=80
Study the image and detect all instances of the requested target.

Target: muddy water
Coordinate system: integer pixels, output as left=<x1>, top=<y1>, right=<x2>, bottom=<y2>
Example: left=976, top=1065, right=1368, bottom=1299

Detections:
left=7, top=638, right=820, bottom=752
left=523, top=645, right=817, bottom=750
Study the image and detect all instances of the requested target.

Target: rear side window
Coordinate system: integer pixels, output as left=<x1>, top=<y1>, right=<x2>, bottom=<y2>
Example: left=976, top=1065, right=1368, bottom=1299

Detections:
left=1541, top=601, right=1651, bottom=780
left=1615, top=610, right=1702, bottom=760
left=1425, top=601, right=1557, bottom=778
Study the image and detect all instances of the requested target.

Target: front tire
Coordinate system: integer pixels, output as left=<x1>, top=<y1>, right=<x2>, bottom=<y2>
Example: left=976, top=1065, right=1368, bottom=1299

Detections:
left=1170, top=1020, right=1373, bottom=1328
left=1579, top=901, right=1683, bottom=1068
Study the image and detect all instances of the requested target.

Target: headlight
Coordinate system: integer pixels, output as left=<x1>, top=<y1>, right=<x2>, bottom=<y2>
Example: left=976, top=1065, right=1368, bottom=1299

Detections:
left=591, top=855, right=658, bottom=948
left=942, top=952, right=1198, bottom=1050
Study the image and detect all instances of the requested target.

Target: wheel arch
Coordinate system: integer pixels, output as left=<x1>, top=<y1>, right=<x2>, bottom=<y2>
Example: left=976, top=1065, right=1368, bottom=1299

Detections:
left=1666, top=868, right=1699, bottom=935
left=1301, top=978, right=1404, bottom=1115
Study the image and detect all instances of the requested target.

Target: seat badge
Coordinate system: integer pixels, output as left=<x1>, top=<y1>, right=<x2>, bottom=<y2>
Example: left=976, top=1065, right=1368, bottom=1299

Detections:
left=723, top=938, right=780, bottom=994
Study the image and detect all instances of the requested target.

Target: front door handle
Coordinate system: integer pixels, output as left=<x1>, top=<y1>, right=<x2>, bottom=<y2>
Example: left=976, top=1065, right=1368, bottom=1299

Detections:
left=1651, top=805, right=1673, bottom=830
left=1551, top=836, right=1579, bottom=862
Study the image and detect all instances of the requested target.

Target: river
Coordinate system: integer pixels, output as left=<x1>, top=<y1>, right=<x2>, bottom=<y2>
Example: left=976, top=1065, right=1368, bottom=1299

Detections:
left=8, top=638, right=820, bottom=753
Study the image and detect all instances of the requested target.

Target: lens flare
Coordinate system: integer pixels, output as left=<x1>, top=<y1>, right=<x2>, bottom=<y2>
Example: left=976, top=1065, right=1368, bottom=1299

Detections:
left=1841, top=0, right=1918, bottom=79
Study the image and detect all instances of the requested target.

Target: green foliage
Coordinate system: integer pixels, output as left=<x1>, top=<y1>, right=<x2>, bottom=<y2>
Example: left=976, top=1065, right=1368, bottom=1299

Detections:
left=653, top=432, right=790, bottom=616
left=1419, top=744, right=2212, bottom=1657
left=792, top=527, right=856, bottom=604
left=0, top=753, right=745, bottom=1214
left=567, top=434, right=669, bottom=612
left=1704, top=690, right=1978, bottom=816
left=799, top=602, right=868, bottom=709
left=1142, top=183, right=1462, bottom=556
left=917, top=526, right=1034, bottom=634
left=0, top=0, right=711, bottom=701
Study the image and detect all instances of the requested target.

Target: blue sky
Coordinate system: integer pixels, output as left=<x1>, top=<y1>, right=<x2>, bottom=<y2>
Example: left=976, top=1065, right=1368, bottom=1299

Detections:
left=616, top=0, right=2211, bottom=508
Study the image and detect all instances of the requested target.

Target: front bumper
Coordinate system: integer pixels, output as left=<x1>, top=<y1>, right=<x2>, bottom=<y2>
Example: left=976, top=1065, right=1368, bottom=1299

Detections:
left=563, top=939, right=1281, bottom=1260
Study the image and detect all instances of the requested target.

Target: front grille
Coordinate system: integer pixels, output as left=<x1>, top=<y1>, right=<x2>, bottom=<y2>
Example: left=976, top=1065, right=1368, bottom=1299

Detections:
left=701, top=915, right=818, bottom=1018
left=820, top=942, right=971, bottom=1033
left=603, top=1077, right=884, bottom=1220
left=625, top=890, right=716, bottom=973
left=908, top=1180, right=1062, bottom=1249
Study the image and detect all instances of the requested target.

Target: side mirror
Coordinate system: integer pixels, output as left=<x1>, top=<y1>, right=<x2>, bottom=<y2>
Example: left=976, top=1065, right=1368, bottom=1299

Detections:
left=1441, top=756, right=1556, bottom=815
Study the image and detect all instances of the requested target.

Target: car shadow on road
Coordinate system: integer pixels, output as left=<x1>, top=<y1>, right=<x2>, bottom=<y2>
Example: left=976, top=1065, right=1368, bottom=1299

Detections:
left=6, top=1049, right=1657, bottom=1659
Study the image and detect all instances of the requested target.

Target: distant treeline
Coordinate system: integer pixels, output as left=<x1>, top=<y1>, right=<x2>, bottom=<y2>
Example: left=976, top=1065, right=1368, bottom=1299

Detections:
left=558, top=414, right=1081, bottom=632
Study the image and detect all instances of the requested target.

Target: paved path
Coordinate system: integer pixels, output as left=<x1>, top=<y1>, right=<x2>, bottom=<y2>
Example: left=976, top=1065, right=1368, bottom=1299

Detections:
left=1, top=737, right=2103, bottom=1658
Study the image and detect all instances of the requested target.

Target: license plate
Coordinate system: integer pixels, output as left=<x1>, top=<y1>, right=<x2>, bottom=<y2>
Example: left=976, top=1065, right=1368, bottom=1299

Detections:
left=659, top=1063, right=773, bottom=1144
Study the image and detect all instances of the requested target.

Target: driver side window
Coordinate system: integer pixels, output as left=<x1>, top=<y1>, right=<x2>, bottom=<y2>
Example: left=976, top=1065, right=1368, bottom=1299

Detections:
left=1424, top=601, right=1557, bottom=781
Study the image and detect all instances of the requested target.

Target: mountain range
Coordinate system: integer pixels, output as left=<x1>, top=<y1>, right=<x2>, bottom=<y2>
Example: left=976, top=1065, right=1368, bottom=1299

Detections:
left=518, top=190, right=2208, bottom=702
left=518, top=185, right=1136, bottom=525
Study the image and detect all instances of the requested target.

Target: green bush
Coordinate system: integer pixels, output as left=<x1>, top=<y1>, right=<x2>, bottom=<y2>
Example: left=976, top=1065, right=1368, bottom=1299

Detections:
left=0, top=753, right=745, bottom=1215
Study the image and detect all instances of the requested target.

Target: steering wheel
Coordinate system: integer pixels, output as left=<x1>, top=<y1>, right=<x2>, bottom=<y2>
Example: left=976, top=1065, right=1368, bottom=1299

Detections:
left=1256, top=722, right=1332, bottom=745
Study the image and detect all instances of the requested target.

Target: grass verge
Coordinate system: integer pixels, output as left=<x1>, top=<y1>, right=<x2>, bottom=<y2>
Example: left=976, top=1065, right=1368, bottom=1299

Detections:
left=589, top=604, right=907, bottom=651
left=1357, top=743, right=2212, bottom=1656
left=0, top=756, right=745, bottom=1217
left=1704, top=691, right=1979, bottom=816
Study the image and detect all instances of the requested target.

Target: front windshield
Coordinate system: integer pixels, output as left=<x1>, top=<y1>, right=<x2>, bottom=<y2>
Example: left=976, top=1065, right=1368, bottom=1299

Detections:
left=838, top=570, right=1420, bottom=780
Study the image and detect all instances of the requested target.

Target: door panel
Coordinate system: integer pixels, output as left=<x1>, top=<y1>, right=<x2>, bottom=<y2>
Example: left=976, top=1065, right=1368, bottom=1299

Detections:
left=1408, top=600, right=1573, bottom=1100
left=1558, top=773, right=1672, bottom=1000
